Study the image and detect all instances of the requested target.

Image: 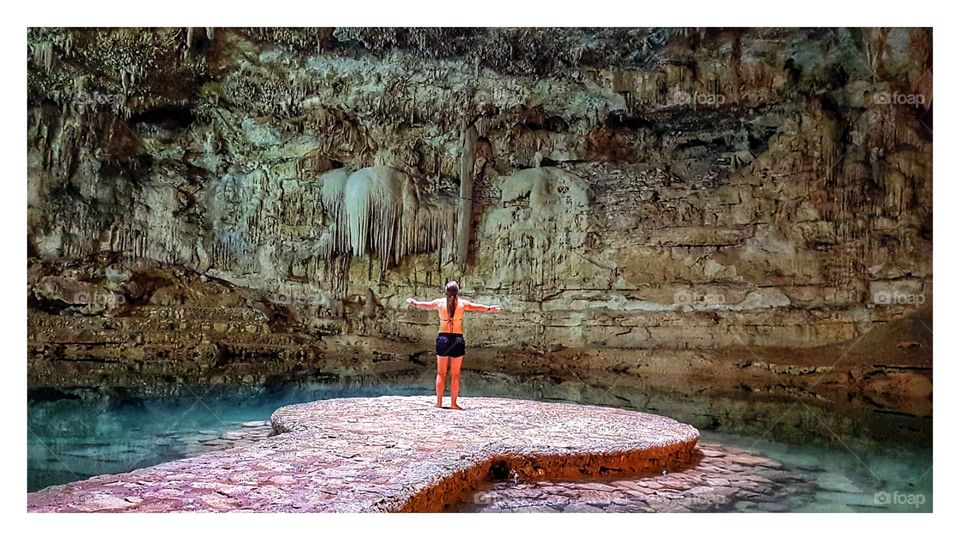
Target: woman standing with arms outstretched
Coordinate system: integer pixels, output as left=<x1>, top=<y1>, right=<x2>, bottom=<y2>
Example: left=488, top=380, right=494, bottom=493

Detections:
left=406, top=281, right=501, bottom=409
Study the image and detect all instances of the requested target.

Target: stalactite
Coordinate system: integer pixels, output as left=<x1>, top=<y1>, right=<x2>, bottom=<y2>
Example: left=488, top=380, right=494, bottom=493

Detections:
left=183, top=27, right=194, bottom=59
left=456, top=118, right=477, bottom=266
left=30, top=40, right=54, bottom=70
left=314, top=165, right=458, bottom=282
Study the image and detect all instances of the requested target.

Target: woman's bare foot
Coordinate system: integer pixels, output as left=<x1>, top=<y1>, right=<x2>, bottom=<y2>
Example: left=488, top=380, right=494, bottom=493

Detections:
left=450, top=403, right=463, bottom=410
left=436, top=401, right=443, bottom=408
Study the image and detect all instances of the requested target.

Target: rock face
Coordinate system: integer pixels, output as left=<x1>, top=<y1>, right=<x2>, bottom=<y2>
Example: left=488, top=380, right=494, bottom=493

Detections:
left=27, top=28, right=932, bottom=414
left=27, top=396, right=701, bottom=512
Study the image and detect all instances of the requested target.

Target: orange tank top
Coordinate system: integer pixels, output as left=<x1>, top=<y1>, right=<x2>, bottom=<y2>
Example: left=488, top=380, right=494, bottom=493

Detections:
left=437, top=298, right=465, bottom=334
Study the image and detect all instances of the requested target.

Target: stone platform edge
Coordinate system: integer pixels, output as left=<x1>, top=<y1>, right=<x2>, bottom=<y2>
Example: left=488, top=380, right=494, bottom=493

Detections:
left=270, top=397, right=700, bottom=512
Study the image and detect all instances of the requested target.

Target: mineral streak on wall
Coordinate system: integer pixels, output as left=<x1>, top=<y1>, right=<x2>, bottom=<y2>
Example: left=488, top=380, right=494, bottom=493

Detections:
left=27, top=28, right=932, bottom=361
left=457, top=118, right=478, bottom=267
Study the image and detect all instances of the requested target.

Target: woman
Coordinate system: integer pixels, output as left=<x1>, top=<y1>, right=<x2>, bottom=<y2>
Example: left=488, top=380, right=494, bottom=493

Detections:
left=406, top=281, right=501, bottom=409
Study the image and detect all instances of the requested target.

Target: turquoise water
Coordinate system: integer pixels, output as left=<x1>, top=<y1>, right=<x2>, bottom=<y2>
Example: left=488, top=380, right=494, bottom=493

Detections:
left=700, top=431, right=932, bottom=512
left=27, top=378, right=932, bottom=512
left=28, top=384, right=423, bottom=491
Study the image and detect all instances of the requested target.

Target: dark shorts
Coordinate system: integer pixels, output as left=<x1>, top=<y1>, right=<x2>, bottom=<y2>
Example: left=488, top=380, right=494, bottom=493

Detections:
left=436, top=332, right=466, bottom=357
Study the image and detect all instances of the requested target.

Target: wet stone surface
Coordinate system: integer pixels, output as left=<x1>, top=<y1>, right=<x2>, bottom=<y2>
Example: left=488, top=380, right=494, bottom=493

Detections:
left=455, top=442, right=817, bottom=512
left=174, top=420, right=273, bottom=458
left=28, top=396, right=700, bottom=512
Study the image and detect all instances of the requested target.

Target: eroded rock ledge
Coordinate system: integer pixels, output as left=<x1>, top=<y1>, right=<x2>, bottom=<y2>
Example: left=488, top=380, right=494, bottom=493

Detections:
left=27, top=396, right=700, bottom=512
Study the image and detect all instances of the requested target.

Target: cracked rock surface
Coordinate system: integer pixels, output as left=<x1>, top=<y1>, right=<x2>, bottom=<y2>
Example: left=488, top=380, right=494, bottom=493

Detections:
left=27, top=396, right=700, bottom=512
left=455, top=442, right=816, bottom=513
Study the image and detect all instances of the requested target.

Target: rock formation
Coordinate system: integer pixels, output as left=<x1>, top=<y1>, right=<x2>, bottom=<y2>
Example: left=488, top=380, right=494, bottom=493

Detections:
left=27, top=28, right=932, bottom=419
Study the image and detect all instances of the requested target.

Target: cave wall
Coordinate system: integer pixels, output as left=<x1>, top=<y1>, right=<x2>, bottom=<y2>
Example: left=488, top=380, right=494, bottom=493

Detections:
left=27, top=27, right=933, bottom=358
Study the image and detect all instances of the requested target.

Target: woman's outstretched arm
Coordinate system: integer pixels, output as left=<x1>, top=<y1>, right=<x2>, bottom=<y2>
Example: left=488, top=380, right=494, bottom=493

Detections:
left=405, top=298, right=441, bottom=310
left=463, top=300, right=502, bottom=313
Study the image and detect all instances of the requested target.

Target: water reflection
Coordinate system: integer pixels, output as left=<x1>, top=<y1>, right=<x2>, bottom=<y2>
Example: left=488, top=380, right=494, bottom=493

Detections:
left=27, top=373, right=932, bottom=512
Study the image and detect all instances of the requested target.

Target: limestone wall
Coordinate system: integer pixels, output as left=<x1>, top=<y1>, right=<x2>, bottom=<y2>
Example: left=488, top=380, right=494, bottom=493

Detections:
left=27, top=28, right=932, bottom=356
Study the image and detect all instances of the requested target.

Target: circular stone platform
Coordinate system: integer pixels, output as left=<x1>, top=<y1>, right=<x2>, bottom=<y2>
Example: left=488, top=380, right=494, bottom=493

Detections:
left=27, top=396, right=700, bottom=512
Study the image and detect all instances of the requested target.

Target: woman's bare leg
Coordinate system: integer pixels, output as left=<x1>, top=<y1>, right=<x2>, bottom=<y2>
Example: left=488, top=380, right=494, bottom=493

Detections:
left=436, top=356, right=449, bottom=408
left=449, top=356, right=463, bottom=409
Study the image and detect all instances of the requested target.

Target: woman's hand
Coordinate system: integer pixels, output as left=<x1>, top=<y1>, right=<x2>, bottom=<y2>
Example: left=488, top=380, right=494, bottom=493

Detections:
left=490, top=305, right=501, bottom=312
left=405, top=298, right=416, bottom=308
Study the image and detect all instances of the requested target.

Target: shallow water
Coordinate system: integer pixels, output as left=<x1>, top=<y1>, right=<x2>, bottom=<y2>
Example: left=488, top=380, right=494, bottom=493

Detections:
left=699, top=431, right=931, bottom=512
left=27, top=377, right=932, bottom=512
left=28, top=383, right=422, bottom=491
